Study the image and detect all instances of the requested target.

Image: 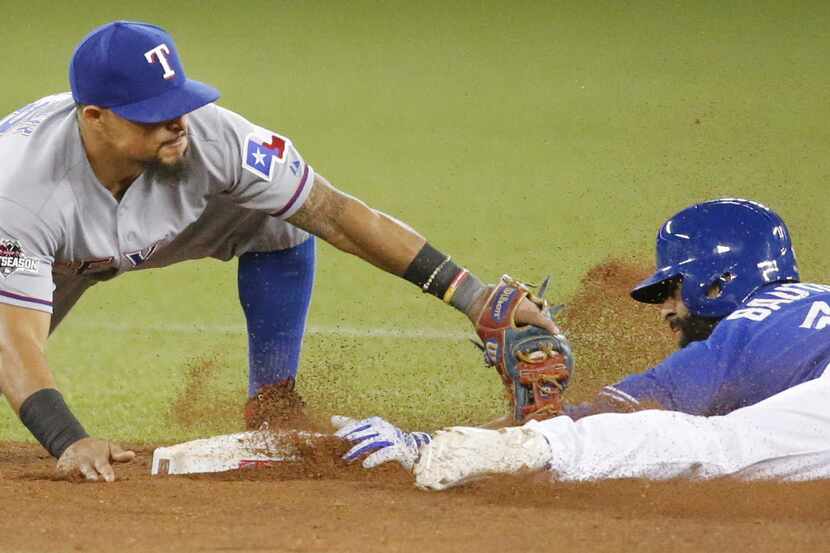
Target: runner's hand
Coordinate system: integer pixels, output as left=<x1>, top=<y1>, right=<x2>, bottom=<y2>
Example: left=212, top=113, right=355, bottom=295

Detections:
left=332, top=416, right=430, bottom=471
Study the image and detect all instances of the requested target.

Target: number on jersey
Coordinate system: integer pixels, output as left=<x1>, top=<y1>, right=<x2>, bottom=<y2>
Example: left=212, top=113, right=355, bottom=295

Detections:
left=800, top=301, right=830, bottom=330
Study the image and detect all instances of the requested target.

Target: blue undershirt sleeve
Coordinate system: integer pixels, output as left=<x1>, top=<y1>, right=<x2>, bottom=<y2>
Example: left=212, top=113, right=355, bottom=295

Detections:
left=612, top=341, right=724, bottom=415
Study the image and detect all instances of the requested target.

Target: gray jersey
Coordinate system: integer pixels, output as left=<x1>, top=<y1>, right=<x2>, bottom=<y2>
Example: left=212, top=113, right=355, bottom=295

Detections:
left=0, top=93, right=315, bottom=323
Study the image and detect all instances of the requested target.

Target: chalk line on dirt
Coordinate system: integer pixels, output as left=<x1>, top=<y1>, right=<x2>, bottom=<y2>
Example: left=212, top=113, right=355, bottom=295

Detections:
left=69, top=320, right=471, bottom=341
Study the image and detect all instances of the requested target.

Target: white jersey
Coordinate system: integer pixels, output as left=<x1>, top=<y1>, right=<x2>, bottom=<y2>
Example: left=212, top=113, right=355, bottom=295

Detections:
left=0, top=94, right=314, bottom=326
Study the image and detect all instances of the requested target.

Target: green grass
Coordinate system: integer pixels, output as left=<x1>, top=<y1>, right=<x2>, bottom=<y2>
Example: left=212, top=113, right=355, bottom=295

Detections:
left=1, top=0, right=830, bottom=442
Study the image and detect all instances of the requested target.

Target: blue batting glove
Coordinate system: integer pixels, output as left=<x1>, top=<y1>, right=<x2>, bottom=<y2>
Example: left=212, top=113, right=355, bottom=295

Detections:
left=331, top=415, right=431, bottom=471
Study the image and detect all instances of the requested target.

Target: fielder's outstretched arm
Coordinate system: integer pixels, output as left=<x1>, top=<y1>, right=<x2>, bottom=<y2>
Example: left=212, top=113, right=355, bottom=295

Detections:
left=0, top=304, right=134, bottom=481
left=287, top=173, right=557, bottom=333
left=286, top=173, right=424, bottom=276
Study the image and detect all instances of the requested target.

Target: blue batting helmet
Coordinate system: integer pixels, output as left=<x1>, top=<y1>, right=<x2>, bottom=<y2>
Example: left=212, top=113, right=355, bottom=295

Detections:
left=630, top=198, right=799, bottom=318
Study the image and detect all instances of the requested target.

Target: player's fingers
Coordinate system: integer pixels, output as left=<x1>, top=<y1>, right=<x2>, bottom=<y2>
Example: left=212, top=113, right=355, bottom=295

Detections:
left=540, top=317, right=559, bottom=334
left=93, top=457, right=116, bottom=483
left=342, top=427, right=382, bottom=443
left=56, top=451, right=82, bottom=480
left=528, top=308, right=558, bottom=333
left=344, top=438, right=384, bottom=461
left=344, top=439, right=391, bottom=462
left=516, top=299, right=559, bottom=333
left=334, top=421, right=373, bottom=439
left=330, top=415, right=358, bottom=430
left=78, top=461, right=99, bottom=482
left=533, top=314, right=558, bottom=334
left=109, top=443, right=136, bottom=463
left=362, top=446, right=399, bottom=469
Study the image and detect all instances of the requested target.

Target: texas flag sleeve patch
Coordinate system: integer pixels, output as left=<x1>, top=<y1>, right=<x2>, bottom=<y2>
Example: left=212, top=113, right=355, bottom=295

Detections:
left=242, top=130, right=289, bottom=181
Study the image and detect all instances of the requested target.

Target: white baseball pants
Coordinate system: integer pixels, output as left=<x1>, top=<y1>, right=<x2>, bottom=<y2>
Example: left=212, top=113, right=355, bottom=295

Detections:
left=527, top=371, right=830, bottom=481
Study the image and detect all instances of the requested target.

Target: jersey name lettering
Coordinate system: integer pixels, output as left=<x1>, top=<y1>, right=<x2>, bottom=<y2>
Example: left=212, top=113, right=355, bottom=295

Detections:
left=727, top=283, right=830, bottom=322
left=0, top=96, right=59, bottom=137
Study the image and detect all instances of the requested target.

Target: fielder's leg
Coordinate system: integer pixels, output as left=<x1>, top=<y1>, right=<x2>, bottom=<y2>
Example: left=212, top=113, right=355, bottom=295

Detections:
left=237, top=237, right=316, bottom=398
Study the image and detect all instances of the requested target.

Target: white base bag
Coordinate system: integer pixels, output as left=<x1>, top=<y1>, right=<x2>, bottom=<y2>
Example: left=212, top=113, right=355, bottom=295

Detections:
left=151, top=430, right=320, bottom=475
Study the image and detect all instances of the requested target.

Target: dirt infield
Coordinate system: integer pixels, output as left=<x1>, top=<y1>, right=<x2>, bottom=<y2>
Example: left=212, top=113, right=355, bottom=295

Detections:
left=558, top=258, right=677, bottom=400
left=2, top=259, right=828, bottom=552
left=2, top=442, right=829, bottom=553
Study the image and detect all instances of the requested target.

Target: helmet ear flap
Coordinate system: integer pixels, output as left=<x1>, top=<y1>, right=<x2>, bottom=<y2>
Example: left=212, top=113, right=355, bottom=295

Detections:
left=709, top=272, right=736, bottom=299
left=680, top=270, right=737, bottom=318
left=680, top=272, right=704, bottom=315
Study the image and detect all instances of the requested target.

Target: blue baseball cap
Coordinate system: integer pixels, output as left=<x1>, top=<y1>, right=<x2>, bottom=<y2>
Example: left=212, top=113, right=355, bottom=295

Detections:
left=69, top=21, right=220, bottom=124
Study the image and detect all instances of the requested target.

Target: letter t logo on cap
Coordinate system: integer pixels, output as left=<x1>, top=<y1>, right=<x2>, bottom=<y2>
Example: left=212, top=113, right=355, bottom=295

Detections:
left=144, top=43, right=176, bottom=80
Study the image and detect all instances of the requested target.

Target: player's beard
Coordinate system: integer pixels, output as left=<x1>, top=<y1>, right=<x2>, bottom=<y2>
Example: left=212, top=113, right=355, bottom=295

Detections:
left=671, top=313, right=722, bottom=348
left=142, top=154, right=191, bottom=185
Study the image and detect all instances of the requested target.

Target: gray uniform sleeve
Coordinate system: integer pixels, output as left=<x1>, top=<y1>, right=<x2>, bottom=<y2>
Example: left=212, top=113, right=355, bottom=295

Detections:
left=0, top=198, right=56, bottom=313
left=202, top=105, right=315, bottom=219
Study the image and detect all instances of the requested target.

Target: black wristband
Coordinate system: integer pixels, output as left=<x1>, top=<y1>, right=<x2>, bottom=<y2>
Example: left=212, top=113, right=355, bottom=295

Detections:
left=403, top=243, right=462, bottom=298
left=403, top=243, right=446, bottom=288
left=19, top=389, right=89, bottom=459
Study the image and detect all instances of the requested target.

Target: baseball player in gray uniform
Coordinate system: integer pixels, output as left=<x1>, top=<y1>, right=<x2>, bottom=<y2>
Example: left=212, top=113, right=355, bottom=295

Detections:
left=0, top=21, right=555, bottom=482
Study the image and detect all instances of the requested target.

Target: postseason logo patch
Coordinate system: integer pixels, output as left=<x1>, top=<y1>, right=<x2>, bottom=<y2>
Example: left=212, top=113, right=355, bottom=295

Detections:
left=242, top=129, right=290, bottom=181
left=0, top=239, right=40, bottom=278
